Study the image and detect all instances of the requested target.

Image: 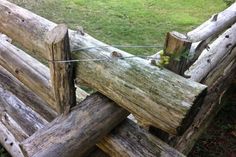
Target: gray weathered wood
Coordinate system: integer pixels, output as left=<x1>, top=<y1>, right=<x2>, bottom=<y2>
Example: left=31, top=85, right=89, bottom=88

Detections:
left=21, top=93, right=129, bottom=157
left=0, top=39, right=56, bottom=111
left=0, top=121, right=25, bottom=157
left=187, top=3, right=236, bottom=42
left=186, top=23, right=236, bottom=82
left=46, top=24, right=76, bottom=114
left=0, top=0, right=207, bottom=134
left=0, top=33, right=11, bottom=42
left=0, top=70, right=185, bottom=157
left=97, top=119, right=185, bottom=157
left=0, top=83, right=48, bottom=136
left=0, top=65, right=57, bottom=121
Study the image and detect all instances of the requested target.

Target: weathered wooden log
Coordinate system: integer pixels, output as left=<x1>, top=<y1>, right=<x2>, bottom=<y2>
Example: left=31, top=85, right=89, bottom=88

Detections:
left=0, top=65, right=57, bottom=121
left=97, top=119, right=185, bottom=157
left=21, top=93, right=129, bottom=157
left=163, top=31, right=192, bottom=75
left=0, top=33, right=11, bottom=42
left=0, top=83, right=48, bottom=136
left=46, top=24, right=76, bottom=114
left=0, top=68, right=186, bottom=157
left=0, top=121, right=25, bottom=157
left=0, top=83, right=50, bottom=157
left=0, top=0, right=207, bottom=134
left=186, top=23, right=236, bottom=82
left=0, top=39, right=57, bottom=111
left=187, top=2, right=236, bottom=42
left=171, top=47, right=236, bottom=155
left=188, top=34, right=218, bottom=65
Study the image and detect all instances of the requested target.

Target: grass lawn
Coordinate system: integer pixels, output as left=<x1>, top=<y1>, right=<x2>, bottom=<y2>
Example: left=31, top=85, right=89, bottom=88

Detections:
left=10, top=0, right=226, bottom=56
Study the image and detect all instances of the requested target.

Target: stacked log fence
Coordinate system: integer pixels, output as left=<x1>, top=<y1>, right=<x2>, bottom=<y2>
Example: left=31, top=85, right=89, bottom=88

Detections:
left=0, top=0, right=235, bottom=156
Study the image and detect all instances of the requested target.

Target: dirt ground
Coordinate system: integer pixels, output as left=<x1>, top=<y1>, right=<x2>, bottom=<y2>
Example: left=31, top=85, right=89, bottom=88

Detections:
left=189, top=84, right=236, bottom=157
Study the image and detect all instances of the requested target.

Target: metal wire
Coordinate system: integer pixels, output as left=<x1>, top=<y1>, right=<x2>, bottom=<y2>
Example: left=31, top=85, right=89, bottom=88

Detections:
left=73, top=45, right=163, bottom=51
left=47, top=44, right=162, bottom=63
left=47, top=55, right=160, bottom=63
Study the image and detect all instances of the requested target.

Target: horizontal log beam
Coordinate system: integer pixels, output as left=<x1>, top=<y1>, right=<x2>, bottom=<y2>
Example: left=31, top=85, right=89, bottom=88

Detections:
left=0, top=64, right=185, bottom=157
left=0, top=63, right=186, bottom=157
left=0, top=0, right=207, bottom=134
left=0, top=82, right=48, bottom=136
left=21, top=93, right=129, bottom=157
left=187, top=3, right=236, bottom=42
left=0, top=39, right=57, bottom=111
left=97, top=119, right=185, bottom=157
left=0, top=65, right=57, bottom=121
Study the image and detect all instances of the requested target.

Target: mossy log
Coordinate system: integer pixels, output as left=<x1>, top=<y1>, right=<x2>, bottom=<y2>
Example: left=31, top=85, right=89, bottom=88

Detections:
left=0, top=62, right=185, bottom=157
left=0, top=0, right=207, bottom=134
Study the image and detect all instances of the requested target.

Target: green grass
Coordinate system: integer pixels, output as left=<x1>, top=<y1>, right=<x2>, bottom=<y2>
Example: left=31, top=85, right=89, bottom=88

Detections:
left=10, top=0, right=226, bottom=55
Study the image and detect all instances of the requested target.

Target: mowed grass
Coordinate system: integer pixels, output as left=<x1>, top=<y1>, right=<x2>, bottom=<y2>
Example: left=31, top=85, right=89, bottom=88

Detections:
left=10, top=0, right=226, bottom=55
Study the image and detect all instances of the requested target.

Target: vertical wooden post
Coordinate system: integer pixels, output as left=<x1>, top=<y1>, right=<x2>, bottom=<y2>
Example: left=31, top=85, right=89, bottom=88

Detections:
left=164, top=31, right=192, bottom=76
left=46, top=24, right=76, bottom=114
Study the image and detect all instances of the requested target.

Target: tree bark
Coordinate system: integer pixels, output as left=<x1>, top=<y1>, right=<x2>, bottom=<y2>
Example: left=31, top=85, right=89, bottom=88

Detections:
left=46, top=24, right=76, bottom=114
left=187, top=3, right=236, bottom=42
left=0, top=0, right=207, bottom=134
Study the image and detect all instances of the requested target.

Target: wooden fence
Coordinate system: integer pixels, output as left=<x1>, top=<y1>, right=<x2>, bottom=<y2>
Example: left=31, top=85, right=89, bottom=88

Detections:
left=0, top=0, right=235, bottom=156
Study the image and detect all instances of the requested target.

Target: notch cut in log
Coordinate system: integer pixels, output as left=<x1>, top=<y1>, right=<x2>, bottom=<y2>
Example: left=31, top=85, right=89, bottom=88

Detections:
left=164, top=31, right=192, bottom=76
left=0, top=0, right=207, bottom=134
left=46, top=24, right=76, bottom=114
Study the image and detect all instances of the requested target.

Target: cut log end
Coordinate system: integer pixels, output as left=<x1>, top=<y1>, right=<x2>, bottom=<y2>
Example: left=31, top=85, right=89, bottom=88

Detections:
left=164, top=31, right=192, bottom=75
